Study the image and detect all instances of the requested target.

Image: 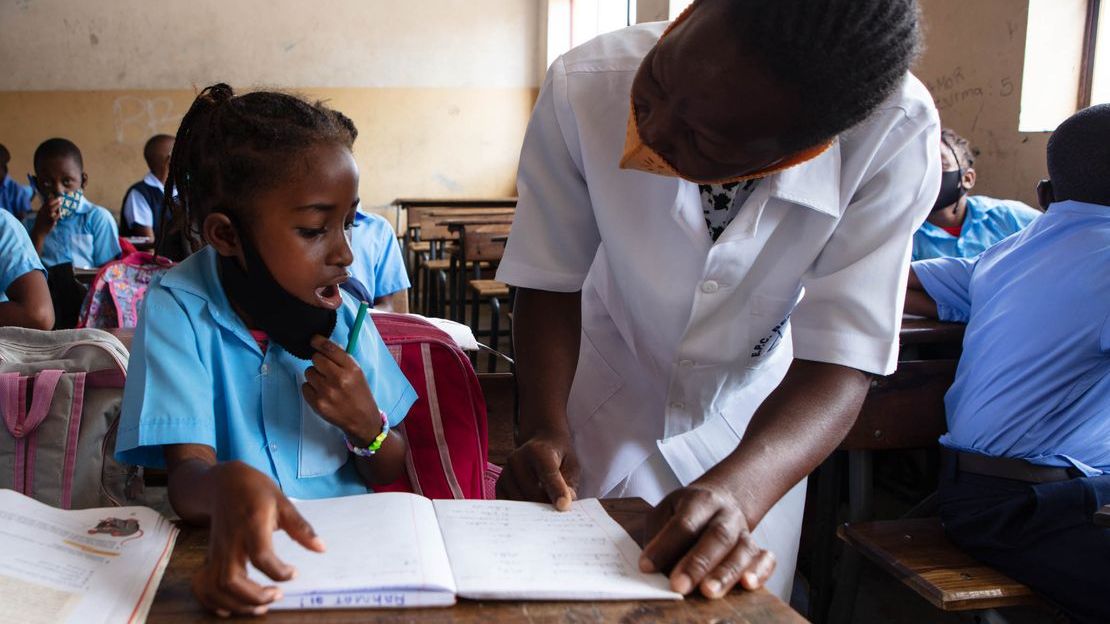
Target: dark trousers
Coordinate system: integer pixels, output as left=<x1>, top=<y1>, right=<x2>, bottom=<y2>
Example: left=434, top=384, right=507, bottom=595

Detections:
left=938, top=452, right=1110, bottom=623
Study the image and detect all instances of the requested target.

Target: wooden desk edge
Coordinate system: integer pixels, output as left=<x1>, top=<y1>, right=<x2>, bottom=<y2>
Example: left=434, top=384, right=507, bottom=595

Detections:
left=149, top=497, right=804, bottom=623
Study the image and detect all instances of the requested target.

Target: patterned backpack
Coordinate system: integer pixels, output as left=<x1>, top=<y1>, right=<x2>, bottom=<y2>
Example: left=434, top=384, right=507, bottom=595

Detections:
left=78, top=252, right=174, bottom=329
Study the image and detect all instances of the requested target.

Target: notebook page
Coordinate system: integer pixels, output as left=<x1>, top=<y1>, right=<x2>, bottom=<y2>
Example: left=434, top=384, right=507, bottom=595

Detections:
left=433, top=498, right=682, bottom=601
left=0, top=489, right=178, bottom=624
left=249, top=492, right=456, bottom=609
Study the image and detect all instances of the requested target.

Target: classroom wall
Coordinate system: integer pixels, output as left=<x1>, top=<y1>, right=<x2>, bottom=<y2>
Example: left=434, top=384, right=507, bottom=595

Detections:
left=0, top=0, right=542, bottom=221
left=916, top=0, right=1048, bottom=207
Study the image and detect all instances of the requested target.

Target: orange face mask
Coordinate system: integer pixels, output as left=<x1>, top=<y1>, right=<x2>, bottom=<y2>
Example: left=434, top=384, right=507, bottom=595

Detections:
left=618, top=1, right=832, bottom=185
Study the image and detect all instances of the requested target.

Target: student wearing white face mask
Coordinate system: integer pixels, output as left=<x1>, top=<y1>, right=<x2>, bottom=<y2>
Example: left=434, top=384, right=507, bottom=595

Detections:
left=495, top=0, right=940, bottom=602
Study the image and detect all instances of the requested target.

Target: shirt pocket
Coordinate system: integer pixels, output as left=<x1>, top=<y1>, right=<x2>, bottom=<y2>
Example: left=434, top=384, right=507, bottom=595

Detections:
left=296, top=371, right=350, bottom=478
left=68, top=233, right=95, bottom=269
left=567, top=327, right=624, bottom=430
left=747, top=292, right=798, bottom=369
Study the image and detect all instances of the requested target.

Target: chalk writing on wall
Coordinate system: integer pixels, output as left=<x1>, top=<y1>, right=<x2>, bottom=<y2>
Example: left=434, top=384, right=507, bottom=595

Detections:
left=926, top=66, right=1015, bottom=111
left=112, top=96, right=177, bottom=144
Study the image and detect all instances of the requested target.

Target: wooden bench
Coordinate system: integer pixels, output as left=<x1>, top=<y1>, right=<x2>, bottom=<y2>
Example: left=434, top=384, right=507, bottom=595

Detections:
left=837, top=519, right=1040, bottom=612
left=1096, top=504, right=1110, bottom=527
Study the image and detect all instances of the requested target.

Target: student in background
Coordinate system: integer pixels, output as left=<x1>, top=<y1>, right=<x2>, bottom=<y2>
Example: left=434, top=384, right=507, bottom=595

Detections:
left=912, top=128, right=1040, bottom=260
left=348, top=208, right=410, bottom=312
left=0, top=209, right=53, bottom=329
left=115, top=85, right=416, bottom=617
left=24, top=138, right=121, bottom=270
left=905, top=104, right=1110, bottom=623
left=120, top=134, right=175, bottom=240
left=0, top=143, right=33, bottom=219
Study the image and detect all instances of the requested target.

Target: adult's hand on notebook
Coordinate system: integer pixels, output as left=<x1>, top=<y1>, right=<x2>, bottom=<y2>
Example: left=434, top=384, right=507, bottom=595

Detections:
left=640, top=482, right=776, bottom=599
left=194, top=462, right=327, bottom=617
left=496, top=432, right=579, bottom=511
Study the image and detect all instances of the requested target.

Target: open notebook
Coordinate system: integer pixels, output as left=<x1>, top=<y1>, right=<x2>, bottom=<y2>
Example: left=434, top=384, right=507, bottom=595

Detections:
left=249, top=493, right=682, bottom=609
left=0, top=489, right=178, bottom=624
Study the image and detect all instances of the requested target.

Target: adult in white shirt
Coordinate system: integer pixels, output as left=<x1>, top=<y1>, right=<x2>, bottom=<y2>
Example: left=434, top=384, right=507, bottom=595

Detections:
left=120, top=134, right=174, bottom=240
left=495, top=0, right=940, bottom=602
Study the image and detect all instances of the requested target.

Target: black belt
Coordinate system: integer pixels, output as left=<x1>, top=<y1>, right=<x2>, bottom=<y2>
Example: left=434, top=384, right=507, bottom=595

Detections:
left=945, top=448, right=1079, bottom=484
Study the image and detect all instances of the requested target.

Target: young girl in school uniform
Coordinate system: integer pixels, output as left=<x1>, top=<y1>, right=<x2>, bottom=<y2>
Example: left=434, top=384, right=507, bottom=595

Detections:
left=115, top=84, right=417, bottom=617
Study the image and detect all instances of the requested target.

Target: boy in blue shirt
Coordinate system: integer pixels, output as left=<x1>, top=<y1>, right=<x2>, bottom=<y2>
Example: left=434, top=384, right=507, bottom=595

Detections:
left=0, top=209, right=52, bottom=329
left=25, top=138, right=122, bottom=270
left=912, top=128, right=1041, bottom=260
left=0, top=143, right=33, bottom=219
left=906, top=104, right=1110, bottom=623
left=348, top=208, right=410, bottom=312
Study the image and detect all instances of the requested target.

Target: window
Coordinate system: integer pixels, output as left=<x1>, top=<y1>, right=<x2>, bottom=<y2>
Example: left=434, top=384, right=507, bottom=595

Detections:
left=1020, top=0, right=1110, bottom=131
left=545, top=0, right=635, bottom=69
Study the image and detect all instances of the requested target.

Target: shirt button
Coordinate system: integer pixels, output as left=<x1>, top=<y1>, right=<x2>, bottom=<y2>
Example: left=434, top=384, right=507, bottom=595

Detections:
left=700, top=280, right=719, bottom=294
left=679, top=360, right=694, bottom=368
left=670, top=401, right=685, bottom=410
left=260, top=364, right=269, bottom=375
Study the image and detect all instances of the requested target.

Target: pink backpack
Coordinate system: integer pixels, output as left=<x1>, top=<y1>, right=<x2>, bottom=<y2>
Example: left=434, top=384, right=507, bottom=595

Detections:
left=370, top=313, right=499, bottom=499
left=78, top=252, right=175, bottom=329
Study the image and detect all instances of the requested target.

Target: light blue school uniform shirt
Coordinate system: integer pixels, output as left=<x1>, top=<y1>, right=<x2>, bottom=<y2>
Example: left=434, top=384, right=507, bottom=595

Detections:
left=115, top=246, right=419, bottom=499
left=912, top=195, right=1041, bottom=260
left=0, top=175, right=33, bottom=219
left=349, top=210, right=410, bottom=300
left=22, top=196, right=121, bottom=269
left=0, top=209, right=45, bottom=303
left=912, top=200, right=1110, bottom=475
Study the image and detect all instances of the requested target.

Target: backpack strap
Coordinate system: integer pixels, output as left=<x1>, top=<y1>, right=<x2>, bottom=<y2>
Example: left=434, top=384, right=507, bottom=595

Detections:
left=1, top=370, right=64, bottom=498
left=0, top=373, right=27, bottom=493
left=60, top=372, right=86, bottom=509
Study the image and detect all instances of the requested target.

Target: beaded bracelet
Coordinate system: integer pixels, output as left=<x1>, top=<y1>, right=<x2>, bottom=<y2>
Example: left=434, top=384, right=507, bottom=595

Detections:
left=345, top=410, right=390, bottom=457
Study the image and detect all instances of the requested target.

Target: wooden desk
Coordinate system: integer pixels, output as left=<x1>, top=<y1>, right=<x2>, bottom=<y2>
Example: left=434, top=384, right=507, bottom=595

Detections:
left=899, top=317, right=966, bottom=346
left=147, top=498, right=804, bottom=623
left=1096, top=505, right=1110, bottom=528
left=393, top=198, right=518, bottom=209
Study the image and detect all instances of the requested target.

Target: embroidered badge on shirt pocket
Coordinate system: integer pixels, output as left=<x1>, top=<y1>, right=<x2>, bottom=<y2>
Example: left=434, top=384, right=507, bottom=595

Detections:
left=296, top=371, right=350, bottom=478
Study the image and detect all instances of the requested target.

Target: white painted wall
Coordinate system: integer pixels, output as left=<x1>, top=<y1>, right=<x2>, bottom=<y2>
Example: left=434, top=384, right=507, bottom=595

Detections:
left=0, top=0, right=542, bottom=90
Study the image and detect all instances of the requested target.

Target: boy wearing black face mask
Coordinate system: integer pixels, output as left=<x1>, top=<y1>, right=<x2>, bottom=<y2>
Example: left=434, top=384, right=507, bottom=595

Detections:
left=912, top=128, right=1041, bottom=260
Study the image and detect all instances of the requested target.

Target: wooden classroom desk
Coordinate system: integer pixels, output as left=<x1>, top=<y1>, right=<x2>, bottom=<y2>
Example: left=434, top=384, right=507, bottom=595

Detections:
left=393, top=198, right=518, bottom=209
left=146, top=498, right=805, bottom=624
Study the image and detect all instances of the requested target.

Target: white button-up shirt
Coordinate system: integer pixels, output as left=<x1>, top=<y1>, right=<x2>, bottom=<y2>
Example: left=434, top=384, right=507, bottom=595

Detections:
left=497, top=22, right=941, bottom=499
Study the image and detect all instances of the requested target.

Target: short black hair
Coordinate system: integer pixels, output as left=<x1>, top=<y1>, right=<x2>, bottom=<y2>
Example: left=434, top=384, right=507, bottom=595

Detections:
left=160, top=83, right=357, bottom=258
left=1047, top=103, right=1110, bottom=205
left=941, top=128, right=977, bottom=170
left=33, top=138, right=84, bottom=172
left=0, top=144, right=10, bottom=167
left=724, top=0, right=922, bottom=151
left=143, top=134, right=174, bottom=168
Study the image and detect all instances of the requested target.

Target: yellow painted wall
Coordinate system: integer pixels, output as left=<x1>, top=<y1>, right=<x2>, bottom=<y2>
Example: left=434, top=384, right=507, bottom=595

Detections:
left=0, top=88, right=536, bottom=217
left=0, top=0, right=542, bottom=222
left=916, top=0, right=1048, bottom=207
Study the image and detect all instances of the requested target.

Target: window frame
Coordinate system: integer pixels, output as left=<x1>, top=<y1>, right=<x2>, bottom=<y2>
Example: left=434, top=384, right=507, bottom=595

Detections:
left=1078, top=0, right=1102, bottom=108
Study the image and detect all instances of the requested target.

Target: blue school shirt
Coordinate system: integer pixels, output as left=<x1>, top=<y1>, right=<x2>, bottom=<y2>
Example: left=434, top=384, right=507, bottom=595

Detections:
left=349, top=210, right=410, bottom=300
left=912, top=195, right=1041, bottom=260
left=115, top=246, right=419, bottom=499
left=22, top=196, right=122, bottom=269
left=0, top=175, right=33, bottom=219
left=0, top=209, right=45, bottom=303
left=912, top=200, right=1110, bottom=475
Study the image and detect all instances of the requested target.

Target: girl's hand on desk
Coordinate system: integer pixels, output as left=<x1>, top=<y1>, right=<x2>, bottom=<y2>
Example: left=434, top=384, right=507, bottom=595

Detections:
left=640, top=482, right=776, bottom=599
left=196, top=462, right=325, bottom=617
left=302, top=335, right=382, bottom=444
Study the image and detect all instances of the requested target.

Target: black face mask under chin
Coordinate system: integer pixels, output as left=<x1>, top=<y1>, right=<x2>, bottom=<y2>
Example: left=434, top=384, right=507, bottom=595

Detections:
left=932, top=169, right=966, bottom=212
left=218, top=233, right=337, bottom=360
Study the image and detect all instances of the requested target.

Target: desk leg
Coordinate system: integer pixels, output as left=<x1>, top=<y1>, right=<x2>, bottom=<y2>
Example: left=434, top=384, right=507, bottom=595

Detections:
left=828, top=450, right=872, bottom=624
left=808, top=454, right=842, bottom=624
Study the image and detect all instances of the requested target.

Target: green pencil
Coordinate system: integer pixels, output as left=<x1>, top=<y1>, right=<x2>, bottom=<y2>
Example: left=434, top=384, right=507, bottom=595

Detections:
left=346, top=301, right=370, bottom=354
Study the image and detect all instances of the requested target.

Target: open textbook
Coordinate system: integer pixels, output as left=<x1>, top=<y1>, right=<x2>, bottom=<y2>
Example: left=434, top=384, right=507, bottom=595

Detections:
left=250, top=493, right=683, bottom=609
left=0, top=489, right=178, bottom=624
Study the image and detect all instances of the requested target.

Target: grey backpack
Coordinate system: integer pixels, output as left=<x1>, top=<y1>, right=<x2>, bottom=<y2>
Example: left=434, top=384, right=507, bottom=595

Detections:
left=0, top=327, right=143, bottom=509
